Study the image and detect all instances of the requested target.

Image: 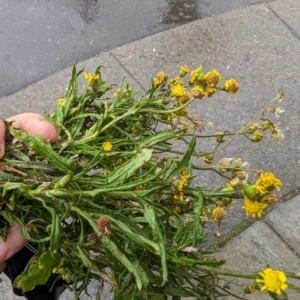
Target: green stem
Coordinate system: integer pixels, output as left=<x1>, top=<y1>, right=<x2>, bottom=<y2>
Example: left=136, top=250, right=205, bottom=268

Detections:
left=139, top=96, right=195, bottom=114
left=199, top=265, right=257, bottom=279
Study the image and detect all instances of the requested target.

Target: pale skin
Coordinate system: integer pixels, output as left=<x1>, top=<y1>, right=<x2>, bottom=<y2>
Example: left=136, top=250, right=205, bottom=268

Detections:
left=0, top=113, right=58, bottom=273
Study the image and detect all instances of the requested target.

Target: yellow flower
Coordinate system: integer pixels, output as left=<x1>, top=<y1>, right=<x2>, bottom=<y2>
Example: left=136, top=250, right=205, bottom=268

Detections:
left=113, top=87, right=131, bottom=97
left=255, top=172, right=282, bottom=193
left=191, top=85, right=206, bottom=99
left=153, top=77, right=160, bottom=87
left=180, top=65, right=190, bottom=77
left=242, top=197, right=267, bottom=218
left=224, top=79, right=239, bottom=94
left=102, top=141, right=113, bottom=152
left=172, top=205, right=181, bottom=213
left=178, top=171, right=189, bottom=192
left=256, top=268, right=288, bottom=295
left=176, top=108, right=189, bottom=116
left=205, top=86, right=216, bottom=97
left=212, top=206, right=227, bottom=223
left=56, top=97, right=66, bottom=107
left=170, top=76, right=184, bottom=86
left=204, top=69, right=222, bottom=87
left=84, top=72, right=100, bottom=87
left=116, top=158, right=124, bottom=165
left=171, top=84, right=186, bottom=97
left=153, top=71, right=168, bottom=87
left=190, top=67, right=202, bottom=84
left=261, top=193, right=277, bottom=204
left=179, top=92, right=192, bottom=105
left=174, top=171, right=189, bottom=202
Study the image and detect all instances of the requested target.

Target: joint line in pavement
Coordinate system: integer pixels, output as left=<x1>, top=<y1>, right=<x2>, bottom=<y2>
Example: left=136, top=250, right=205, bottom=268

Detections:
left=109, top=52, right=147, bottom=92
left=267, top=5, right=300, bottom=41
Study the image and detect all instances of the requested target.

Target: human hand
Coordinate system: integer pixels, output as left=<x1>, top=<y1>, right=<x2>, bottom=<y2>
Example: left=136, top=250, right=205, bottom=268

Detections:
left=0, top=113, right=58, bottom=272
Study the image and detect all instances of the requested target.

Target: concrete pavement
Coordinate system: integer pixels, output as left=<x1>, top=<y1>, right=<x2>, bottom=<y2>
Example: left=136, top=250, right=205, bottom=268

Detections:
left=1, top=0, right=300, bottom=298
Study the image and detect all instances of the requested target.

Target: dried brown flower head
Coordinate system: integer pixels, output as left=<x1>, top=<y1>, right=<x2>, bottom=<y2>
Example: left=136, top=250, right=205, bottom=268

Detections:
left=97, top=215, right=111, bottom=235
left=88, top=232, right=101, bottom=246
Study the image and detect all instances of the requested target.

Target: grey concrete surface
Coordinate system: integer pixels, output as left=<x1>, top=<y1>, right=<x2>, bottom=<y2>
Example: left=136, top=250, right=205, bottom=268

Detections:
left=0, top=0, right=278, bottom=98
left=214, top=220, right=300, bottom=300
left=1, top=0, right=300, bottom=299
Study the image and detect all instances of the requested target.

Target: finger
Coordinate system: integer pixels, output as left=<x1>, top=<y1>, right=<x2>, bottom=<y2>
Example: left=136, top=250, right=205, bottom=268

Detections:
left=7, top=113, right=58, bottom=144
left=0, top=223, right=27, bottom=262
left=0, top=120, right=6, bottom=159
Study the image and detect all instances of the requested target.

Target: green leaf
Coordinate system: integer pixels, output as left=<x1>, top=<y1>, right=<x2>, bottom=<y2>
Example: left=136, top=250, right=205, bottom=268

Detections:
left=138, top=131, right=177, bottom=149
left=112, top=218, right=159, bottom=253
left=163, top=286, right=199, bottom=298
left=193, top=191, right=204, bottom=246
left=14, top=248, right=61, bottom=293
left=165, top=135, right=196, bottom=180
left=48, top=208, right=61, bottom=256
left=12, top=130, right=75, bottom=175
left=106, top=148, right=153, bottom=185
left=101, top=234, right=144, bottom=291
left=39, top=249, right=61, bottom=270
left=143, top=203, right=168, bottom=282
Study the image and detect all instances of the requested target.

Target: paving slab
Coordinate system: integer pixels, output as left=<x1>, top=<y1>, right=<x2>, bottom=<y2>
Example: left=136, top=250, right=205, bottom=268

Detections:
left=214, top=221, right=300, bottom=299
left=268, top=0, right=300, bottom=34
left=265, top=195, right=300, bottom=256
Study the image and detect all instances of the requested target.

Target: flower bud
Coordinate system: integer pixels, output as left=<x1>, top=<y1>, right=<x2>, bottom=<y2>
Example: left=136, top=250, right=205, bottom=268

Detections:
left=249, top=131, right=264, bottom=142
left=203, top=154, right=214, bottom=164
left=244, top=285, right=256, bottom=294
left=215, top=132, right=224, bottom=143
left=229, top=177, right=241, bottom=188
left=179, top=65, right=190, bottom=77
left=262, top=120, right=271, bottom=130
left=214, top=229, right=222, bottom=237
left=244, top=185, right=260, bottom=200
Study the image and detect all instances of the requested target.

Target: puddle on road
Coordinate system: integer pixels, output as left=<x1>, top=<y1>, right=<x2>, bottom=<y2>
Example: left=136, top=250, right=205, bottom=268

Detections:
left=159, top=0, right=201, bottom=25
left=73, top=0, right=103, bottom=24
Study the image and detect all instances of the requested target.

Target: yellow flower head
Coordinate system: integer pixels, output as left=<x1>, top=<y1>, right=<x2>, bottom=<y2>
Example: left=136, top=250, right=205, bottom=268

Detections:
left=102, top=141, right=113, bottom=152
left=224, top=79, right=239, bottom=94
left=212, top=206, right=227, bottom=223
left=190, top=67, right=202, bottom=84
left=242, top=197, right=267, bottom=218
left=56, top=97, right=66, bottom=107
left=171, top=84, right=186, bottom=97
left=261, top=193, right=277, bottom=204
left=256, top=268, right=288, bottom=295
left=179, top=92, right=192, bottom=105
left=178, top=171, right=189, bottom=192
left=255, top=172, right=282, bottom=193
left=205, top=86, right=216, bottom=97
left=204, top=69, right=222, bottom=87
left=179, top=65, right=190, bottom=77
left=191, top=85, right=206, bottom=99
left=113, top=87, right=131, bottom=98
left=84, top=72, right=100, bottom=87
left=174, top=171, right=190, bottom=202
left=153, top=71, right=168, bottom=87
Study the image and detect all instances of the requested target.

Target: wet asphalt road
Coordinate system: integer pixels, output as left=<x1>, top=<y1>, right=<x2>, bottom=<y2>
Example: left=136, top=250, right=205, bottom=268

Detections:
left=0, top=0, right=275, bottom=98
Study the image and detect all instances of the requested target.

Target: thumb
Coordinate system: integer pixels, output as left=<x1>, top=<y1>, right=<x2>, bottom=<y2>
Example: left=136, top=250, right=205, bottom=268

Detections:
left=0, top=119, right=5, bottom=159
